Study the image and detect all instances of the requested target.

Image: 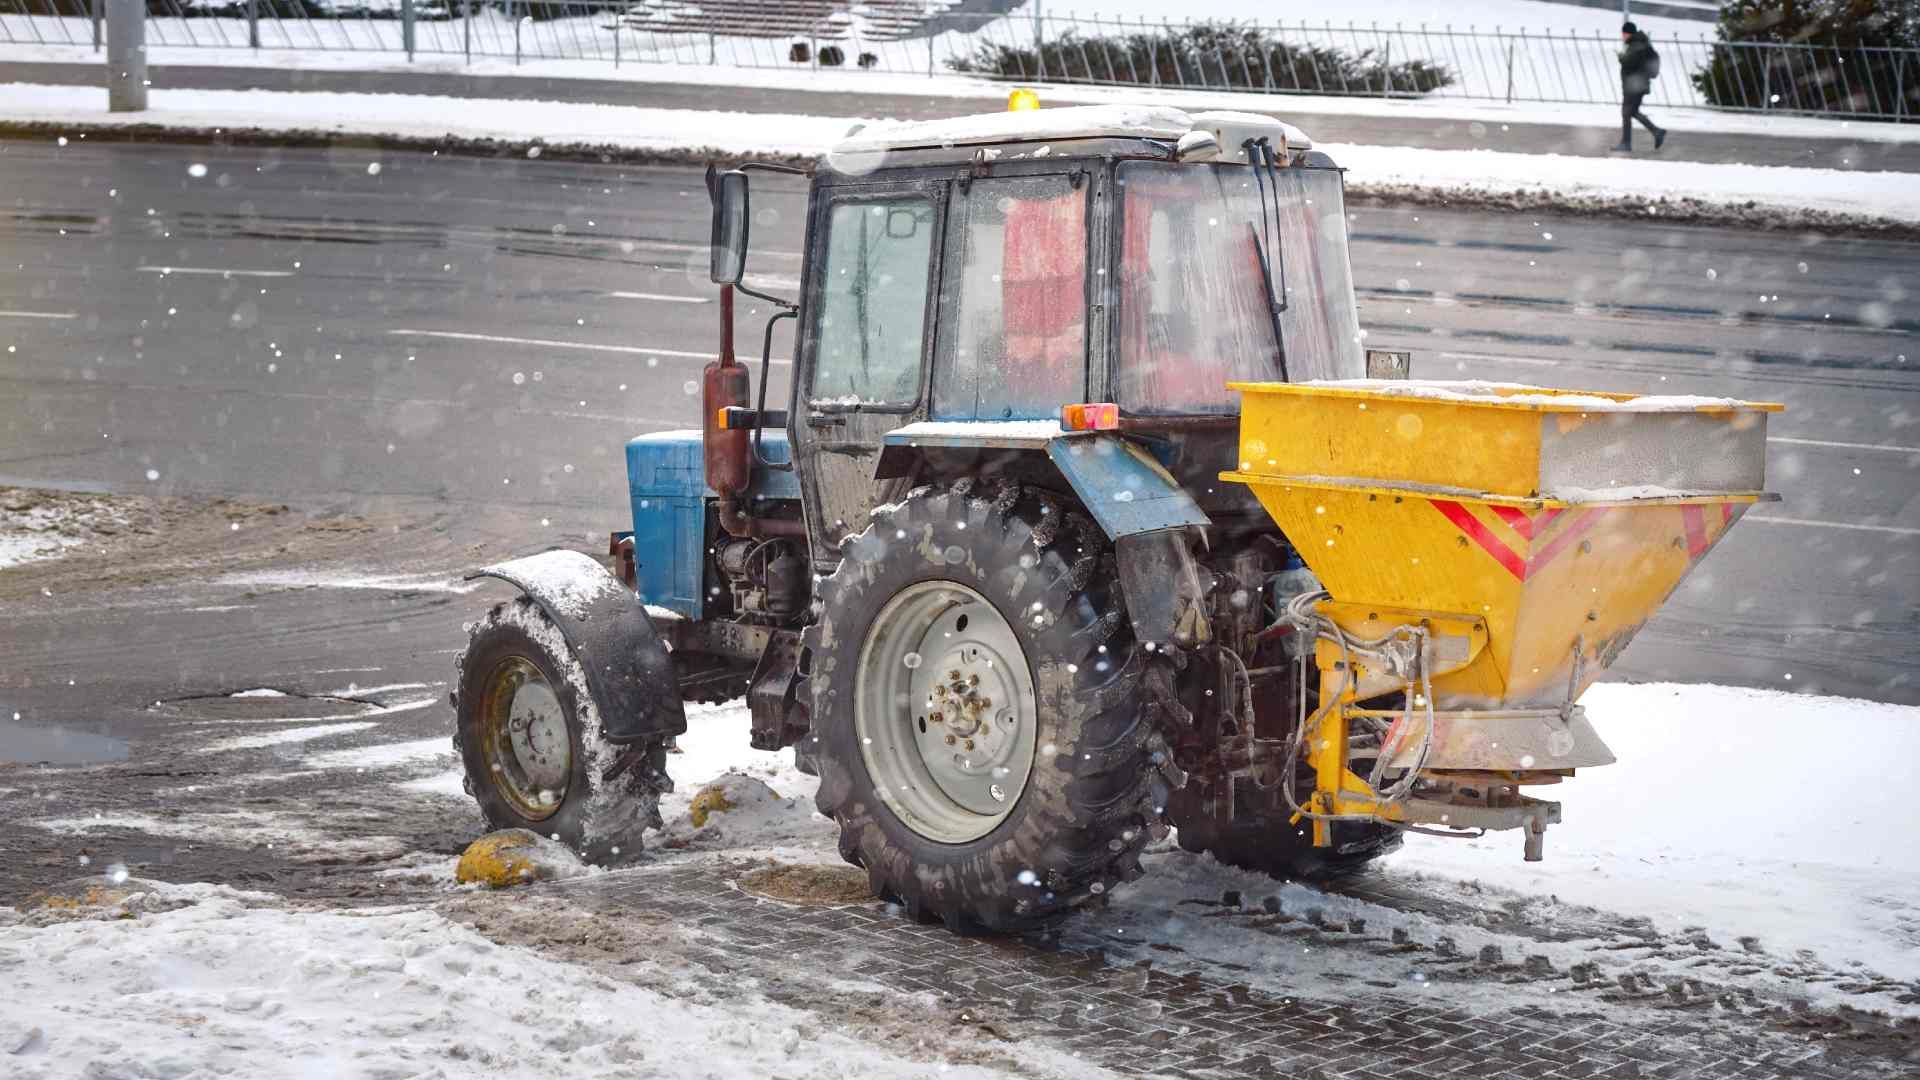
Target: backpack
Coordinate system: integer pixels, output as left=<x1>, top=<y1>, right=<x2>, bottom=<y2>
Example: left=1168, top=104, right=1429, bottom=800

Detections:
left=1645, top=50, right=1661, bottom=80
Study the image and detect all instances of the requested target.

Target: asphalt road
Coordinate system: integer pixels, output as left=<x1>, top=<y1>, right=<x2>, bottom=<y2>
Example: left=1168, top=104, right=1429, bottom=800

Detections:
left=8, top=60, right=1919, bottom=171
left=1, top=136, right=1915, bottom=720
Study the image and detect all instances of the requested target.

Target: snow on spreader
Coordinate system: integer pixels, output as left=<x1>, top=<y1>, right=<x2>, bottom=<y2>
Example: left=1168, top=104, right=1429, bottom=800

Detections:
left=1222, top=381, right=1781, bottom=857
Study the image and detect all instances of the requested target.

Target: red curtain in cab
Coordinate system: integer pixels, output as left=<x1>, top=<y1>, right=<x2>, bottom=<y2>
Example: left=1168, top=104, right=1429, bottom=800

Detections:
left=1001, top=187, right=1086, bottom=369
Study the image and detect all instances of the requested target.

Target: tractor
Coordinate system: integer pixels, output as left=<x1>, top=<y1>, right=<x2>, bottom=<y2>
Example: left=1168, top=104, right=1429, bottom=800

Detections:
left=452, top=102, right=1778, bottom=932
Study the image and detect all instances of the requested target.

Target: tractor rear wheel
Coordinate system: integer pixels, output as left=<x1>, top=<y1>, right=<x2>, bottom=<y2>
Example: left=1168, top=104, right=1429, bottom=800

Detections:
left=804, top=482, right=1173, bottom=932
left=453, top=596, right=669, bottom=863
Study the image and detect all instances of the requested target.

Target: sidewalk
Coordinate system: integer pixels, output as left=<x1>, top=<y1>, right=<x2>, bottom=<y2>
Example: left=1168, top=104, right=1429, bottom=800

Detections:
left=6, top=45, right=1920, bottom=172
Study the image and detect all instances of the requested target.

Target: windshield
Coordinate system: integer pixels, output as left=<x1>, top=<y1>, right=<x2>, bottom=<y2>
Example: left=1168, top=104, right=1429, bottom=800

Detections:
left=1115, top=161, right=1363, bottom=414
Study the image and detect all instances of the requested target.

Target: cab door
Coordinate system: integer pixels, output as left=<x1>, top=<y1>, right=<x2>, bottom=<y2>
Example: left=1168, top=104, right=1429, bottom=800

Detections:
left=792, top=180, right=943, bottom=569
left=930, top=171, right=1090, bottom=421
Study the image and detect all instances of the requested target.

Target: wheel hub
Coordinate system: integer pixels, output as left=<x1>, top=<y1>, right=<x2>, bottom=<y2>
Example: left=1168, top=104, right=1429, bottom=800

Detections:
left=507, top=681, right=569, bottom=793
left=855, top=582, right=1038, bottom=843
left=478, top=655, right=572, bottom=821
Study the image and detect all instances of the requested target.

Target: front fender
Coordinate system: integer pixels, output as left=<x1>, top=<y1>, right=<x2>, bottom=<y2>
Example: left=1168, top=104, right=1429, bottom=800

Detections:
left=468, top=549, right=687, bottom=743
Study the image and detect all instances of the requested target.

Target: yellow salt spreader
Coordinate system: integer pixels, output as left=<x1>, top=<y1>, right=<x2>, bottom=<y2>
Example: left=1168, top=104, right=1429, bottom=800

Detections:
left=1222, top=380, right=1782, bottom=859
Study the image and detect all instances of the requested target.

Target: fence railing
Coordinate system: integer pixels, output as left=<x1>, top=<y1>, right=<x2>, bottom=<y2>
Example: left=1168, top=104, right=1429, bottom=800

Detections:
left=4, top=5, right=1916, bottom=121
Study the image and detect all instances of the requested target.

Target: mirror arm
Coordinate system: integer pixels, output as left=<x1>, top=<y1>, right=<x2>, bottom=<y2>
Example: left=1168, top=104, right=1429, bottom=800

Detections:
left=736, top=282, right=798, bottom=312
left=737, top=161, right=810, bottom=177
left=753, top=308, right=799, bottom=471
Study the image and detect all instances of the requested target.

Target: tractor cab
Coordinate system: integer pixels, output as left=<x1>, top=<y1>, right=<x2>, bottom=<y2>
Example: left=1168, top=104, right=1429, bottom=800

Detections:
left=708, top=103, right=1376, bottom=560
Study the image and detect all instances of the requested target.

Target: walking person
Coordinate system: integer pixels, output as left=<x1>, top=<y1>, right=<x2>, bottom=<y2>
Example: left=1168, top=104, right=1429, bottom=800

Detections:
left=1614, top=21, right=1668, bottom=153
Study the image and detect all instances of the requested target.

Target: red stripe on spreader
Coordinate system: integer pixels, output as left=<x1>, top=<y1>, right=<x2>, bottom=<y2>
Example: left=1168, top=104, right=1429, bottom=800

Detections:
left=1721, top=502, right=1734, bottom=526
left=1537, top=507, right=1567, bottom=533
left=1681, top=504, right=1709, bottom=558
left=1526, top=508, right=1607, bottom=578
left=1488, top=504, right=1534, bottom=539
left=1432, top=500, right=1527, bottom=580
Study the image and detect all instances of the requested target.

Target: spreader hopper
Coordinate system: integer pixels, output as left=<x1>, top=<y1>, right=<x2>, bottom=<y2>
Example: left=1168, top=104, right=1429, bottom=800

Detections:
left=1221, top=380, right=1782, bottom=856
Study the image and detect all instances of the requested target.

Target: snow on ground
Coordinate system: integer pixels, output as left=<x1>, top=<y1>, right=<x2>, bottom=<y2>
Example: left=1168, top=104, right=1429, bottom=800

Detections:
left=1388, top=681, right=1920, bottom=985
left=210, top=567, right=484, bottom=594
left=7, top=42, right=1917, bottom=149
left=657, top=701, right=832, bottom=856
left=197, top=720, right=379, bottom=754
left=7, top=84, right=1916, bottom=224
left=0, top=882, right=1096, bottom=1079
left=0, top=532, right=82, bottom=571
left=0, top=492, right=123, bottom=571
left=304, top=734, right=453, bottom=771
left=37, top=810, right=413, bottom=863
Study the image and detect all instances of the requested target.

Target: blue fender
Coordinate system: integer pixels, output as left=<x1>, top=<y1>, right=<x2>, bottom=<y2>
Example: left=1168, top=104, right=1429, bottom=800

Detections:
left=876, top=425, right=1211, bottom=539
left=467, top=550, right=687, bottom=743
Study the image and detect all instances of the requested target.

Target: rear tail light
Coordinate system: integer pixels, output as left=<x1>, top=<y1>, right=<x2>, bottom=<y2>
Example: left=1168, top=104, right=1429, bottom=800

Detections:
left=1060, top=402, right=1119, bottom=431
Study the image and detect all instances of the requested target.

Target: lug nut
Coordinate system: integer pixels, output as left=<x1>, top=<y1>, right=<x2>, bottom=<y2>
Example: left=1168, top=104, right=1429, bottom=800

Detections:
left=964, top=739, right=975, bottom=751
left=945, top=734, right=956, bottom=746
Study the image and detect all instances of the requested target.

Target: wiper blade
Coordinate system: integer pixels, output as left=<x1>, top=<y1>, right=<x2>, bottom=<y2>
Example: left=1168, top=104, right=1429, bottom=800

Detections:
left=1248, top=222, right=1288, bottom=373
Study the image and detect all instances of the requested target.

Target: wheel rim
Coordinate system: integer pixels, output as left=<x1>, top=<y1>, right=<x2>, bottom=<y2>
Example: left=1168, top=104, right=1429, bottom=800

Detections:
left=855, top=581, right=1038, bottom=844
left=478, top=655, right=572, bottom=821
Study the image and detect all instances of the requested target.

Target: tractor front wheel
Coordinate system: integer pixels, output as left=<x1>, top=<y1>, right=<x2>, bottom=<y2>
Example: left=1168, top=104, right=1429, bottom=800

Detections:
left=804, top=482, right=1172, bottom=932
left=453, top=596, right=668, bottom=863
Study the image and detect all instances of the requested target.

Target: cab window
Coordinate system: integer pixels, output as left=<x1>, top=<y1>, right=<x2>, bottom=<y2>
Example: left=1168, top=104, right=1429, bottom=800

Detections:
left=809, top=195, right=936, bottom=407
left=932, top=175, right=1087, bottom=420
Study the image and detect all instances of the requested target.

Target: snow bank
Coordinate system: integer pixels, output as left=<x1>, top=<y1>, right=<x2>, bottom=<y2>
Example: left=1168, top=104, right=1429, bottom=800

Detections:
left=1390, top=681, right=1920, bottom=984
left=1321, top=139, right=1920, bottom=224
left=6, top=84, right=1918, bottom=224
left=0, top=888, right=1062, bottom=1079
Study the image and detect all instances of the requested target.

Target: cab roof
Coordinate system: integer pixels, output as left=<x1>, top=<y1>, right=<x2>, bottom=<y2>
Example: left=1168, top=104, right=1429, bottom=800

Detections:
left=827, top=105, right=1314, bottom=170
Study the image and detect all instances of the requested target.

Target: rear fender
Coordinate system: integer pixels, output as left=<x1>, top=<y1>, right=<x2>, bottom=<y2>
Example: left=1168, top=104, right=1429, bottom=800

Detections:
left=876, top=426, right=1214, bottom=646
left=876, top=428, right=1211, bottom=540
left=468, top=550, right=687, bottom=743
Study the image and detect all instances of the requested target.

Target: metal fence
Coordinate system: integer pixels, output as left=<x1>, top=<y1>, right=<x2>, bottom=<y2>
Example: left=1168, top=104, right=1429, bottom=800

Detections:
left=4, top=5, right=1916, bottom=121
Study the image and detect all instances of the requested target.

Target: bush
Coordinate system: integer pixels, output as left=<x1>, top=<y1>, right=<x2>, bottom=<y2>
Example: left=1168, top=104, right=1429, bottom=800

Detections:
left=946, top=20, right=1452, bottom=96
left=1692, top=0, right=1920, bottom=117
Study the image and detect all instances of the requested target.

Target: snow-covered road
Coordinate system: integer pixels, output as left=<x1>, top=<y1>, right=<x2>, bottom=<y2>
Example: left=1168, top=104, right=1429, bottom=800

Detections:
left=8, top=675, right=1918, bottom=1078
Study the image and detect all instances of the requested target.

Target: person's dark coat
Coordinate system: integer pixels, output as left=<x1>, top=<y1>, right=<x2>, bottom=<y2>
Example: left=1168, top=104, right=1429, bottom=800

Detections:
left=1621, top=31, right=1659, bottom=94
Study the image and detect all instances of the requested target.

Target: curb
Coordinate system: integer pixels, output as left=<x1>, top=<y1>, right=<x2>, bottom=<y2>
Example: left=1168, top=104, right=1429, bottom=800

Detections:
left=7, top=121, right=1917, bottom=242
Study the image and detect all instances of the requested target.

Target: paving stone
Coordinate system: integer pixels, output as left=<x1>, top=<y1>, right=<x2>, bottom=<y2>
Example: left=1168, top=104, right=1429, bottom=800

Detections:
left=556, top=865, right=1897, bottom=1079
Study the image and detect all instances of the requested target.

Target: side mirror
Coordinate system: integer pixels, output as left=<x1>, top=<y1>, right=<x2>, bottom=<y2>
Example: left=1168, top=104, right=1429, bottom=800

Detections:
left=709, top=169, right=750, bottom=285
left=1366, top=348, right=1412, bottom=380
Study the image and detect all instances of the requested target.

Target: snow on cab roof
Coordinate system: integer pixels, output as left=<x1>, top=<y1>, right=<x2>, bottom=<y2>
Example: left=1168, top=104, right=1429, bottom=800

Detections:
left=834, top=105, right=1193, bottom=156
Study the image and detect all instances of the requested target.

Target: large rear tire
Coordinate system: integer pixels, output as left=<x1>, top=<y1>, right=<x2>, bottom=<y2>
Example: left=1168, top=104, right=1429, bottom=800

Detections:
left=452, top=596, right=669, bottom=863
left=804, top=482, right=1173, bottom=932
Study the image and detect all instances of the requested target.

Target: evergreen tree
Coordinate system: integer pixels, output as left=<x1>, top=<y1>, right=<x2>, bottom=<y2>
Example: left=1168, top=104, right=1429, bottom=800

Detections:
left=1694, top=1, right=1920, bottom=117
